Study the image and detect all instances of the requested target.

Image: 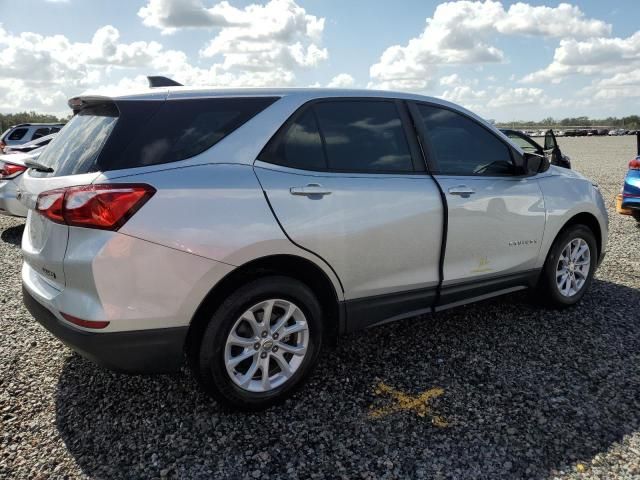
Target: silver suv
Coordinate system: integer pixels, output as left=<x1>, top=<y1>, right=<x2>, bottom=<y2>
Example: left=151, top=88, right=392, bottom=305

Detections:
left=20, top=87, right=608, bottom=409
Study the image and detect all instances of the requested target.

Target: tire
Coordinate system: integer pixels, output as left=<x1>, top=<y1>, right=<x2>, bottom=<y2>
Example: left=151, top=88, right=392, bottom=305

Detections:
left=632, top=211, right=640, bottom=223
left=536, top=224, right=597, bottom=308
left=197, top=276, right=323, bottom=410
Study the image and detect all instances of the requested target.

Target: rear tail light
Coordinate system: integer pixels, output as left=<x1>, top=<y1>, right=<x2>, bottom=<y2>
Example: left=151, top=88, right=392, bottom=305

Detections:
left=36, top=184, right=155, bottom=230
left=0, top=163, right=27, bottom=179
left=629, top=157, right=640, bottom=170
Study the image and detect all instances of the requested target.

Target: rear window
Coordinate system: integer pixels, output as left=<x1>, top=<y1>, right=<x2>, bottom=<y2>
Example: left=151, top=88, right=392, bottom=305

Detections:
left=34, top=97, right=277, bottom=177
left=34, top=103, right=118, bottom=177
left=8, top=128, right=28, bottom=141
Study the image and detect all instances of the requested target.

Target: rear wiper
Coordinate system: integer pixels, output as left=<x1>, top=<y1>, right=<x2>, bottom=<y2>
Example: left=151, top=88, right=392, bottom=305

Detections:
left=24, top=160, right=54, bottom=173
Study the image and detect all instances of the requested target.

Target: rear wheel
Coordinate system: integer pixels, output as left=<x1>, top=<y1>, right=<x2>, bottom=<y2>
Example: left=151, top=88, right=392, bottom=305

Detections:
left=632, top=211, right=640, bottom=223
left=197, top=276, right=322, bottom=410
left=536, top=225, right=597, bottom=308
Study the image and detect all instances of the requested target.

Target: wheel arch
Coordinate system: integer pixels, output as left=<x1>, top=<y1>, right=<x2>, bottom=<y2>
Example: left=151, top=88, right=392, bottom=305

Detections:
left=554, top=212, right=603, bottom=258
left=185, top=254, right=343, bottom=370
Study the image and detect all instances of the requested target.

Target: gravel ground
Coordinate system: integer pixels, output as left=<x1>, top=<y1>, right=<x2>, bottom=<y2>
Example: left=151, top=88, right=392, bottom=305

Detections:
left=1, top=136, right=640, bottom=479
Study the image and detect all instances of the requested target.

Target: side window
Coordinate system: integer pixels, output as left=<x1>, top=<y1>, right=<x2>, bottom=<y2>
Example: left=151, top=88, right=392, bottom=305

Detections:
left=503, top=131, right=541, bottom=154
left=261, top=109, right=326, bottom=170
left=50, top=127, right=61, bottom=134
left=314, top=101, right=413, bottom=172
left=31, top=128, right=51, bottom=140
left=8, top=128, right=28, bottom=141
left=416, top=105, right=513, bottom=175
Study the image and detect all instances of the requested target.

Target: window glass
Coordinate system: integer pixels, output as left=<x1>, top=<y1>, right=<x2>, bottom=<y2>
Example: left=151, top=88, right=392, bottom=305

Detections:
left=503, top=131, right=540, bottom=154
left=31, top=128, right=51, bottom=140
left=111, top=97, right=277, bottom=170
left=8, top=128, right=28, bottom=141
left=262, top=109, right=326, bottom=170
left=417, top=105, right=513, bottom=175
left=34, top=103, right=118, bottom=177
left=50, top=127, right=61, bottom=134
left=313, top=101, right=413, bottom=172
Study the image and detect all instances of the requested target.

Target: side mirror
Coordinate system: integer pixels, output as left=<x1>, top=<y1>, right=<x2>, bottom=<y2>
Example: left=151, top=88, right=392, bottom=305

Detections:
left=522, top=152, right=549, bottom=175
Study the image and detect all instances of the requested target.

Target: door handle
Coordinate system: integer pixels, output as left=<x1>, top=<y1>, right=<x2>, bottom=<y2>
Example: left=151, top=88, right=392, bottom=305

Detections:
left=289, top=184, right=332, bottom=197
left=448, top=185, right=475, bottom=198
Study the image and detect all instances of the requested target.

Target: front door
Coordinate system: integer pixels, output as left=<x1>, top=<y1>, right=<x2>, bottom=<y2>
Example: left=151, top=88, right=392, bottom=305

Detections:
left=410, top=102, right=546, bottom=302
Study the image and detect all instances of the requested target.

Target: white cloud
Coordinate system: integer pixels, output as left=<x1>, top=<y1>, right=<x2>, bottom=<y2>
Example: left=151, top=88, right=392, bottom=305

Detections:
left=439, top=74, right=461, bottom=86
left=327, top=73, right=355, bottom=88
left=138, top=0, right=328, bottom=86
left=522, top=32, right=640, bottom=83
left=138, top=0, right=238, bottom=34
left=369, top=1, right=610, bottom=90
left=0, top=0, right=329, bottom=113
left=495, top=2, right=610, bottom=38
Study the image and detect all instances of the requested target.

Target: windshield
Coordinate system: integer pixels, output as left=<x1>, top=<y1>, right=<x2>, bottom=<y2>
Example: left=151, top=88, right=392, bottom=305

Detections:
left=34, top=103, right=118, bottom=177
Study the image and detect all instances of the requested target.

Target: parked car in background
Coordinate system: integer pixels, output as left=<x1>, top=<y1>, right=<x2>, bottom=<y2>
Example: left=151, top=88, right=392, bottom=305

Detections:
left=0, top=147, right=44, bottom=217
left=501, top=129, right=571, bottom=169
left=4, top=133, right=57, bottom=155
left=616, top=136, right=640, bottom=222
left=0, top=123, right=64, bottom=153
left=19, top=85, right=608, bottom=410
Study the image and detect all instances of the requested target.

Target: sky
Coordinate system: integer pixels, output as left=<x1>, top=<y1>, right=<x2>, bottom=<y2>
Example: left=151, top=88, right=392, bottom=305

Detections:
left=0, top=0, right=639, bottom=121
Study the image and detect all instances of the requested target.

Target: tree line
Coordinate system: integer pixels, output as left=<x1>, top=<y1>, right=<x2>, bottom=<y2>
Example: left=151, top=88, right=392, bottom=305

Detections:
left=497, top=115, right=640, bottom=129
left=0, top=111, right=69, bottom=133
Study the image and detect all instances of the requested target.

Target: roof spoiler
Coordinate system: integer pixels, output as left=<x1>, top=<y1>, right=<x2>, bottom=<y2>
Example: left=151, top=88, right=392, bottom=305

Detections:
left=147, top=76, right=183, bottom=88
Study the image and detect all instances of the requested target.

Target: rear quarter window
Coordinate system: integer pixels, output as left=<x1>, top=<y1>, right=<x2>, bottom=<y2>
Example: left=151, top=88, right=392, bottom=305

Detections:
left=104, top=97, right=278, bottom=171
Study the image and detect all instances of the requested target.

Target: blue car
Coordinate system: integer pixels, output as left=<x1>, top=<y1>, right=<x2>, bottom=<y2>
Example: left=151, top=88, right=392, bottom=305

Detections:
left=617, top=155, right=640, bottom=222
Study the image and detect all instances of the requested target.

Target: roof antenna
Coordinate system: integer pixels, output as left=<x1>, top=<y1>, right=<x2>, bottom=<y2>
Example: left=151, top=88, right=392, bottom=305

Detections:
left=147, top=76, right=183, bottom=88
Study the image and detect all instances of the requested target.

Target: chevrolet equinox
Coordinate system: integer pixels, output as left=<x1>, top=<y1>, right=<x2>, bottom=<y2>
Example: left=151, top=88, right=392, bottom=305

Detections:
left=20, top=86, right=608, bottom=410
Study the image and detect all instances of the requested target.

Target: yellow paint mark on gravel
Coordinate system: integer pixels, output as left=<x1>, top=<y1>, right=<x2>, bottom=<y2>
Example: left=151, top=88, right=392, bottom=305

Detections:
left=369, top=382, right=448, bottom=426
left=576, top=463, right=586, bottom=473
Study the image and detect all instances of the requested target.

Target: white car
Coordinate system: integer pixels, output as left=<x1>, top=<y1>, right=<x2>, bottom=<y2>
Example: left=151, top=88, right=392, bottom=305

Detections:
left=0, top=148, right=44, bottom=217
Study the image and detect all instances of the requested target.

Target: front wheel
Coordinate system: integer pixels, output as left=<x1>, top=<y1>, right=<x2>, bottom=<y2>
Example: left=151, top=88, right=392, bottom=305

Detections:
left=537, top=225, right=597, bottom=308
left=197, top=276, right=323, bottom=410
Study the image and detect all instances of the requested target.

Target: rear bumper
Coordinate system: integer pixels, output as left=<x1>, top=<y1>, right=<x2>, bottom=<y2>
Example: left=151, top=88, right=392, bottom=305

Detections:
left=23, top=285, right=188, bottom=374
left=0, top=178, right=28, bottom=217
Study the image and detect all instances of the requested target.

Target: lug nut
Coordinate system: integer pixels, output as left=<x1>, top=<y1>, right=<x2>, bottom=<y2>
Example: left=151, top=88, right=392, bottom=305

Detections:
left=261, top=331, right=268, bottom=338
left=254, top=343, right=260, bottom=350
left=273, top=333, right=279, bottom=340
left=272, top=346, right=279, bottom=353
left=260, top=352, right=267, bottom=359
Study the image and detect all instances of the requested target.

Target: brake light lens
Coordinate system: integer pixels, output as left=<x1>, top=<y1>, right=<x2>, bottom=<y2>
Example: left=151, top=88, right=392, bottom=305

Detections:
left=36, top=184, right=155, bottom=230
left=0, top=162, right=27, bottom=179
left=629, top=157, right=640, bottom=170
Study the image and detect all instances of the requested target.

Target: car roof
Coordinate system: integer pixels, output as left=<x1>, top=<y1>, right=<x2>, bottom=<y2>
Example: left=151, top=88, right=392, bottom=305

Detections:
left=74, top=86, right=496, bottom=132
left=77, top=85, right=461, bottom=108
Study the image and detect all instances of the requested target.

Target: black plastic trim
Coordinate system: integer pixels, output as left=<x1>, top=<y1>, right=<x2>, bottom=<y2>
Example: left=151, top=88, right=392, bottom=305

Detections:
left=437, top=270, right=540, bottom=307
left=344, top=286, right=438, bottom=333
left=23, top=286, right=187, bottom=374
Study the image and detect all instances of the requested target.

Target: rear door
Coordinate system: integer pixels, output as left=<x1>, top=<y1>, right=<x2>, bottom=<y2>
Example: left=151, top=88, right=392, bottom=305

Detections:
left=255, top=99, right=444, bottom=306
left=410, top=102, right=545, bottom=303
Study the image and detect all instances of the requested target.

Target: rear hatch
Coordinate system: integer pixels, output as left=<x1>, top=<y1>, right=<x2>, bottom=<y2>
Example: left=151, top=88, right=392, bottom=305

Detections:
left=20, top=102, right=119, bottom=290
